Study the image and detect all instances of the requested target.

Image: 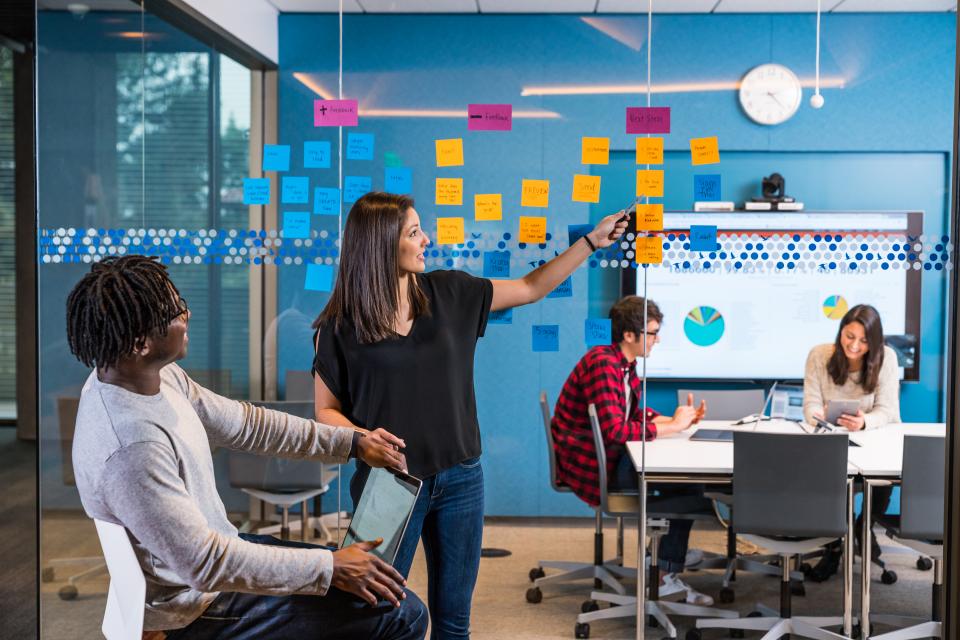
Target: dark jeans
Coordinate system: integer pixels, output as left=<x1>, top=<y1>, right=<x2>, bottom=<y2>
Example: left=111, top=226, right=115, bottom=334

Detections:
left=611, top=454, right=704, bottom=574
left=165, top=533, right=427, bottom=640
left=352, top=457, right=484, bottom=640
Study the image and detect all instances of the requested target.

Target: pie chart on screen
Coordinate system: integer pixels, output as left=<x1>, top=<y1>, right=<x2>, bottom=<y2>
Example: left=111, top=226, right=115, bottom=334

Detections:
left=684, top=306, right=725, bottom=347
left=822, top=295, right=848, bottom=320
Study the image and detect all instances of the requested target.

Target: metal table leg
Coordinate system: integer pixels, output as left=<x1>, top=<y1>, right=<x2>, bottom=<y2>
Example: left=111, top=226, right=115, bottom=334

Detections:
left=861, top=481, right=874, bottom=640
left=637, top=474, right=647, bottom=640
left=844, top=478, right=854, bottom=637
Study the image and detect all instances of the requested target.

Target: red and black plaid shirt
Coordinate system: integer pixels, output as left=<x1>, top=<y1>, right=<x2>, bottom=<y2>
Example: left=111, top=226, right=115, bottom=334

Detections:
left=550, top=344, right=659, bottom=507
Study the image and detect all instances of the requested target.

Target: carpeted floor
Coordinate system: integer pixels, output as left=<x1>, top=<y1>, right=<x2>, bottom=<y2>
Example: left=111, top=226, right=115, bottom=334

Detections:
left=0, top=428, right=37, bottom=640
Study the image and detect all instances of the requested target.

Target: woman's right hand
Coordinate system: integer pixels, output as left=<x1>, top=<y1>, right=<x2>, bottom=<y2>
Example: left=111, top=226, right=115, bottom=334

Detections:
left=357, top=427, right=408, bottom=471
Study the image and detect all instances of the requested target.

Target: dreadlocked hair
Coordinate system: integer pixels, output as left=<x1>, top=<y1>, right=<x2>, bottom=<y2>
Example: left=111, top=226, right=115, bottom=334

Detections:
left=66, top=255, right=182, bottom=370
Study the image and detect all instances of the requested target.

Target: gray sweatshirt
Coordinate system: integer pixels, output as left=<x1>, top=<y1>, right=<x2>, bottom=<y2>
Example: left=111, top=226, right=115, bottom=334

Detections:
left=72, top=363, right=353, bottom=631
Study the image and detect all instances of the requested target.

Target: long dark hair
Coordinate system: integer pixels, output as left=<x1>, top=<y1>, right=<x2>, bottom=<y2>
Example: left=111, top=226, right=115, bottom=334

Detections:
left=827, top=304, right=885, bottom=393
left=314, top=192, right=430, bottom=344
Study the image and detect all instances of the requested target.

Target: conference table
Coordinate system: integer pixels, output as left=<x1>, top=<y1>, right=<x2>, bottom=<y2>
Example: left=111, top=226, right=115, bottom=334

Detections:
left=625, top=419, right=946, bottom=640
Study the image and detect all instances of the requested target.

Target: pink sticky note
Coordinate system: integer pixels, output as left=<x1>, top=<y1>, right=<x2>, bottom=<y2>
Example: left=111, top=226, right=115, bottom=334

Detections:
left=314, top=99, right=358, bottom=127
left=626, top=107, right=671, bottom=134
left=467, top=104, right=513, bottom=131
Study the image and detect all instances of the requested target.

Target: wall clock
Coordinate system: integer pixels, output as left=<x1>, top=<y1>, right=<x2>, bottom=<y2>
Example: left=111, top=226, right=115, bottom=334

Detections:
left=739, top=63, right=803, bottom=126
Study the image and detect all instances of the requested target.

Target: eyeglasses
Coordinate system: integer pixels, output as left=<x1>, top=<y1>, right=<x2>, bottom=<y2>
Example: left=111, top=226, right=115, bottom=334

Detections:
left=163, top=297, right=189, bottom=324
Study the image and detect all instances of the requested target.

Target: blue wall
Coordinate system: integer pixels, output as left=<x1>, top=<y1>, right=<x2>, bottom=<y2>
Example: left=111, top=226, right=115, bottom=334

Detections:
left=277, top=13, right=956, bottom=516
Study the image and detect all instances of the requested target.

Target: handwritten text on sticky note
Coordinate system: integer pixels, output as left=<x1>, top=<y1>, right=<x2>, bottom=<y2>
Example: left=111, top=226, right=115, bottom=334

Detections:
left=532, top=325, right=560, bottom=352
left=546, top=276, right=573, bottom=299
left=243, top=178, right=270, bottom=205
left=385, top=167, right=412, bottom=194
left=489, top=308, right=513, bottom=325
left=689, top=225, right=719, bottom=252
left=346, top=132, right=374, bottom=161
left=435, top=178, right=463, bottom=206
left=304, top=141, right=331, bottom=169
left=636, top=137, right=664, bottom=165
left=690, top=136, right=720, bottom=165
left=313, top=187, right=340, bottom=215
left=314, top=99, right=358, bottom=127
left=436, top=138, right=464, bottom=167
left=636, top=170, right=665, bottom=198
left=581, top=137, right=610, bottom=165
left=521, top=179, right=550, bottom=208
left=519, top=216, right=547, bottom=243
left=343, top=176, right=372, bottom=203
left=263, top=145, right=291, bottom=172
left=636, top=236, right=663, bottom=264
left=483, top=250, right=511, bottom=278
left=468, top=104, right=512, bottom=131
left=436, top=217, right=465, bottom=245
left=571, top=174, right=601, bottom=203
left=585, top=318, right=612, bottom=347
left=626, top=107, right=671, bottom=134
left=474, top=194, right=503, bottom=221
left=283, top=211, right=311, bottom=239
left=282, top=176, right=309, bottom=204
left=694, top=174, right=721, bottom=201
left=636, top=204, right=664, bottom=231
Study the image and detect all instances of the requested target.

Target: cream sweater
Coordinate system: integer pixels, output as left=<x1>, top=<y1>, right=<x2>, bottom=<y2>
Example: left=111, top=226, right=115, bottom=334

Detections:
left=802, top=343, right=902, bottom=429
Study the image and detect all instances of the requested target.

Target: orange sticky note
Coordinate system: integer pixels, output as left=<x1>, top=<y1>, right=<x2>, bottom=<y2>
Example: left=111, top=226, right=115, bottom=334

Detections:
left=636, top=137, right=664, bottom=165
left=436, top=138, right=464, bottom=167
left=436, top=217, right=465, bottom=245
left=521, top=179, right=550, bottom=208
left=635, top=204, right=664, bottom=231
left=571, top=174, right=601, bottom=203
left=636, top=236, right=663, bottom=264
left=435, top=178, right=463, bottom=206
left=581, top=137, right=610, bottom=165
left=636, top=170, right=664, bottom=198
left=690, top=136, right=720, bottom=165
left=519, top=216, right=547, bottom=243
left=474, top=194, right=503, bottom=221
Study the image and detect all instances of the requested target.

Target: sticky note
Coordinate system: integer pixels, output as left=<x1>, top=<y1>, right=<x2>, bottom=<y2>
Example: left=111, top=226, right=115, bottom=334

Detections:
left=636, top=204, right=664, bottom=231
left=436, top=217, right=465, bottom=245
left=343, top=176, right=372, bottom=203
left=568, top=224, right=593, bottom=248
left=521, top=179, right=550, bottom=208
left=636, top=236, right=663, bottom=264
left=585, top=318, right=612, bottom=347
left=532, top=325, right=560, bottom=352
left=636, top=170, right=665, bottom=198
left=436, top=138, right=464, bottom=167
left=483, top=250, right=511, bottom=278
left=435, top=178, right=463, bottom=206
left=283, top=211, right=311, bottom=239
left=626, top=106, right=671, bottom=134
left=304, top=263, right=334, bottom=292
left=475, top=194, right=503, bottom=221
left=303, top=141, right=331, bottom=169
left=345, top=133, right=374, bottom=161
left=243, top=178, right=270, bottom=205
left=281, top=176, right=309, bottom=204
left=519, top=216, right=547, bottom=243
left=313, top=187, right=340, bottom=215
left=384, top=151, right=403, bottom=167
left=385, top=167, right=412, bottom=194
left=694, top=174, right=722, bottom=201
left=546, top=277, right=572, bottom=299
left=314, top=99, right=358, bottom=127
left=690, top=136, right=720, bottom=165
left=581, top=137, right=610, bottom=165
left=636, top=137, right=664, bottom=165
left=572, top=174, right=601, bottom=204
left=689, top=225, right=719, bottom=252
left=488, top=308, right=513, bottom=325
left=263, top=145, right=291, bottom=172
left=468, top=104, right=512, bottom=131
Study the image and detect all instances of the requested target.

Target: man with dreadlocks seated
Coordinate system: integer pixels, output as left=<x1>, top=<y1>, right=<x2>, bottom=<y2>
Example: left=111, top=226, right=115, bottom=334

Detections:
left=66, top=255, right=427, bottom=640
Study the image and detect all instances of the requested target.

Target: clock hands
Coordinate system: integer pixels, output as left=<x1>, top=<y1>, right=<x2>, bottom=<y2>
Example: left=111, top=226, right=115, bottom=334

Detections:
left=766, top=90, right=788, bottom=110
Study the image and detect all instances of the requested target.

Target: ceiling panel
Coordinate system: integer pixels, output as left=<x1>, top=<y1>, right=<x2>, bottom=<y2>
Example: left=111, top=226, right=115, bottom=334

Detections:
left=832, top=0, right=955, bottom=11
left=715, top=0, right=845, bottom=12
left=37, top=0, right=140, bottom=10
left=360, top=0, right=477, bottom=11
left=597, top=0, right=719, bottom=12
left=266, top=0, right=364, bottom=12
left=478, top=0, right=597, bottom=13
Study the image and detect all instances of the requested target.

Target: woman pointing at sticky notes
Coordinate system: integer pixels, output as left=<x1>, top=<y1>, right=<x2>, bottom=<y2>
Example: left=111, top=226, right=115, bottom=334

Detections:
left=311, top=192, right=628, bottom=638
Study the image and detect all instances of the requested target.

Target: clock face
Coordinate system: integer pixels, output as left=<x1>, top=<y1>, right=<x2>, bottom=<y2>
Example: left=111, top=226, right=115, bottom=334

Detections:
left=739, top=64, right=803, bottom=126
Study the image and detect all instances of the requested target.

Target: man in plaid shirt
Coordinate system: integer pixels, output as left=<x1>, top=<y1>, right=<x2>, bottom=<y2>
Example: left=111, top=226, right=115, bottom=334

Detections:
left=551, top=295, right=714, bottom=605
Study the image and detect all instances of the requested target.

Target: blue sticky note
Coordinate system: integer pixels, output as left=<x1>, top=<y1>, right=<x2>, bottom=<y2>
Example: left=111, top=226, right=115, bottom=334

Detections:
left=689, top=225, right=719, bottom=252
left=483, top=250, right=511, bottom=278
left=304, top=263, right=334, bottom=292
left=263, top=144, right=291, bottom=172
left=385, top=167, right=413, bottom=194
left=283, top=211, right=311, bottom=239
left=304, top=141, right=331, bottom=169
left=488, top=308, right=513, bottom=325
left=532, top=325, right=560, bottom=352
left=314, top=187, right=340, bottom=215
left=585, top=318, right=612, bottom=347
left=568, top=224, right=594, bottom=248
left=694, top=174, right=721, bottom=202
left=346, top=133, right=375, bottom=161
left=344, top=176, right=372, bottom=203
left=282, top=176, right=309, bottom=204
left=546, top=277, right=573, bottom=299
left=243, top=178, right=270, bottom=205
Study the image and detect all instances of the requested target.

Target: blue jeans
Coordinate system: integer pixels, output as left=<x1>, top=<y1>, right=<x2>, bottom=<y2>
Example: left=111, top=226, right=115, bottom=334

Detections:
left=352, top=457, right=484, bottom=640
left=164, top=534, right=427, bottom=640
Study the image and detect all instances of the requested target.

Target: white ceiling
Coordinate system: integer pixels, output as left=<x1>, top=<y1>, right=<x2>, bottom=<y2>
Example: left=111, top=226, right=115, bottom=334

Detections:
left=265, top=0, right=957, bottom=12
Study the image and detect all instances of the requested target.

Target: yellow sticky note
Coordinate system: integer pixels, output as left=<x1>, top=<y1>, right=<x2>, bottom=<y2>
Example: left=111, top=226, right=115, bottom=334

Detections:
left=435, top=178, right=463, bottom=206
left=636, top=236, right=663, bottom=265
left=636, top=170, right=664, bottom=198
left=636, top=137, right=664, bottom=165
left=474, top=194, right=503, bottom=221
left=436, top=217, right=465, bottom=245
left=521, top=179, right=550, bottom=208
left=690, top=136, right=720, bottom=165
left=581, top=137, right=610, bottom=165
left=436, top=138, right=464, bottom=167
left=635, top=204, right=664, bottom=231
left=519, top=216, right=547, bottom=243
left=571, top=174, right=601, bottom=203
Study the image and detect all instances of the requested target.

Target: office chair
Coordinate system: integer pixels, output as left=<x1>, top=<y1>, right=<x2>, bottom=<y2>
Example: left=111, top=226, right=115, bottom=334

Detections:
left=94, top=519, right=146, bottom=640
left=284, top=370, right=315, bottom=401
left=694, top=431, right=854, bottom=640
left=869, top=436, right=944, bottom=640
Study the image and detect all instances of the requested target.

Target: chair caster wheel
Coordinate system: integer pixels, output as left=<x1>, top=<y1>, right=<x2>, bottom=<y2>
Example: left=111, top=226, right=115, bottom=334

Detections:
left=529, top=567, right=545, bottom=582
left=525, top=587, right=542, bottom=604
left=790, top=580, right=806, bottom=597
left=881, top=569, right=898, bottom=585
left=580, top=600, right=599, bottom=613
left=42, top=567, right=55, bottom=583
left=58, top=585, right=78, bottom=600
left=685, top=630, right=703, bottom=640
left=718, top=586, right=735, bottom=603
left=574, top=622, right=590, bottom=638
left=917, top=556, right=933, bottom=571
left=731, top=631, right=745, bottom=639
left=747, top=610, right=763, bottom=618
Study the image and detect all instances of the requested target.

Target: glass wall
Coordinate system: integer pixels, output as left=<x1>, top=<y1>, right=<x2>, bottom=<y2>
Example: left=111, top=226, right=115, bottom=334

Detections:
left=0, top=45, right=15, bottom=418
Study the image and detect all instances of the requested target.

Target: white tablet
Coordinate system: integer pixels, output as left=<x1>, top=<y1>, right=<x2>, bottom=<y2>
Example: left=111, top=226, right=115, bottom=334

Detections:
left=825, top=399, right=861, bottom=425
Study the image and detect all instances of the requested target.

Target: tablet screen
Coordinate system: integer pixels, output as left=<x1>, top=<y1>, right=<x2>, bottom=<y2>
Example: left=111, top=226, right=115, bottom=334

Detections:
left=342, top=467, right=422, bottom=564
